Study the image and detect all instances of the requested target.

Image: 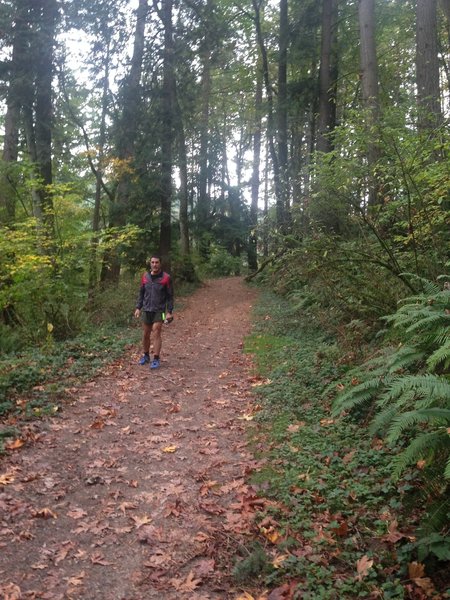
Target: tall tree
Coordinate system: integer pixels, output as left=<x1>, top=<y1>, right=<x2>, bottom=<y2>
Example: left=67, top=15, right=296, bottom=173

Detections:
left=316, top=0, right=338, bottom=154
left=416, top=0, right=442, bottom=131
left=158, top=0, right=176, bottom=267
left=0, top=0, right=28, bottom=224
left=358, top=0, right=380, bottom=207
left=277, top=0, right=289, bottom=230
left=248, top=58, right=263, bottom=272
left=101, top=0, right=147, bottom=283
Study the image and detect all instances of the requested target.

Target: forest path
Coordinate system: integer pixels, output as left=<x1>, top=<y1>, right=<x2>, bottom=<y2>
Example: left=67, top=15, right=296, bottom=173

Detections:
left=1, top=278, right=261, bottom=600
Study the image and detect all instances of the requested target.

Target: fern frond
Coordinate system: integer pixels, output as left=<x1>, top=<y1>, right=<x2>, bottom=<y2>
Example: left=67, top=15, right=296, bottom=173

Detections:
left=405, top=313, right=450, bottom=336
left=427, top=341, right=450, bottom=372
left=391, top=430, right=449, bottom=480
left=381, top=375, right=450, bottom=405
left=370, top=406, right=398, bottom=435
left=332, top=376, right=387, bottom=415
left=387, top=345, right=425, bottom=373
left=387, top=409, right=450, bottom=444
left=445, top=457, right=450, bottom=480
left=397, top=273, right=442, bottom=296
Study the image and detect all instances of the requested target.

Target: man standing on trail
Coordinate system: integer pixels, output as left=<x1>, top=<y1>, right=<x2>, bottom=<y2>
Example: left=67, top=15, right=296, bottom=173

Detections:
left=134, top=255, right=174, bottom=369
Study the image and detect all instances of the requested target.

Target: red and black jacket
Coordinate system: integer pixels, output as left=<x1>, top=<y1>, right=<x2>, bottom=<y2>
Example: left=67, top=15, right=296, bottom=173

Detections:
left=136, top=271, right=174, bottom=313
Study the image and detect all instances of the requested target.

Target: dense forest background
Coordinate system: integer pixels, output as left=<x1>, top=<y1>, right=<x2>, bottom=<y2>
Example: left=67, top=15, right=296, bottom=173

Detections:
left=0, top=0, right=449, bottom=592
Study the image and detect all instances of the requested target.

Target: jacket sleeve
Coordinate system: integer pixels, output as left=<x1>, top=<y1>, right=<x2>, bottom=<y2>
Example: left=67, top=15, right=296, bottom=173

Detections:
left=166, top=276, right=174, bottom=313
left=136, top=274, right=145, bottom=309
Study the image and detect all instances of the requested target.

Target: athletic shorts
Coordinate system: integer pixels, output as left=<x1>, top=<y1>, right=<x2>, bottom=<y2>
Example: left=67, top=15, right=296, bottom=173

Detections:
left=142, top=311, right=164, bottom=325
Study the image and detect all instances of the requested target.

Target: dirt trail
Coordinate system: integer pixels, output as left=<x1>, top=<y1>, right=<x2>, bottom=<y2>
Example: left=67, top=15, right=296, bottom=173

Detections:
left=0, top=278, right=260, bottom=600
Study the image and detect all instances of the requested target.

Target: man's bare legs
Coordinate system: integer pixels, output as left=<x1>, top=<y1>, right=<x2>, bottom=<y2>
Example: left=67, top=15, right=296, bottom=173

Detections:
left=151, top=322, right=163, bottom=357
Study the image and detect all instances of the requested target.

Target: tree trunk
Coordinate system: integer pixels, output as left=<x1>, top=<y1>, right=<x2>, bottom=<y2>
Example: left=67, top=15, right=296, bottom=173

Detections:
left=174, top=89, right=190, bottom=257
left=316, top=0, right=338, bottom=154
left=416, top=0, right=442, bottom=131
left=88, top=43, right=111, bottom=301
left=197, top=0, right=213, bottom=258
left=159, top=0, right=175, bottom=269
left=277, top=0, right=289, bottom=230
left=252, top=0, right=283, bottom=234
left=248, top=59, right=263, bottom=272
left=0, top=0, right=29, bottom=224
left=32, top=0, right=58, bottom=236
left=358, top=0, right=381, bottom=207
left=101, top=0, right=147, bottom=284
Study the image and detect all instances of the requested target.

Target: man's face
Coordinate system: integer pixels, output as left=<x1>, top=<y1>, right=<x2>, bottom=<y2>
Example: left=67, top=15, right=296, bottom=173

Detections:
left=150, top=257, right=161, bottom=274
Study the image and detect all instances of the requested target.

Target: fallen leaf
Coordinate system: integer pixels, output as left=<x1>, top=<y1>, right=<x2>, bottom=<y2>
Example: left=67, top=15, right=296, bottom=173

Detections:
left=5, top=439, right=24, bottom=450
left=119, top=501, right=137, bottom=515
left=162, top=445, right=177, bottom=453
left=238, top=413, right=254, bottom=421
left=0, top=473, right=15, bottom=485
left=33, top=507, right=57, bottom=519
left=414, top=577, right=436, bottom=595
left=0, top=583, right=22, bottom=599
left=272, top=554, right=290, bottom=568
left=408, top=561, right=425, bottom=579
left=177, top=570, right=202, bottom=592
left=91, top=551, right=114, bottom=566
left=65, top=571, right=85, bottom=586
left=320, top=418, right=334, bottom=426
left=132, top=515, right=152, bottom=528
left=382, top=520, right=405, bottom=544
left=67, top=508, right=88, bottom=519
left=356, top=555, right=373, bottom=580
left=287, top=422, right=305, bottom=432
left=193, top=558, right=215, bottom=577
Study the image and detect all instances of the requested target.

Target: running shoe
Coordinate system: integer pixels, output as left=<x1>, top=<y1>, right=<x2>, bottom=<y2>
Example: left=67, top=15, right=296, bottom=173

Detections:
left=138, top=354, right=150, bottom=365
left=150, top=358, right=160, bottom=369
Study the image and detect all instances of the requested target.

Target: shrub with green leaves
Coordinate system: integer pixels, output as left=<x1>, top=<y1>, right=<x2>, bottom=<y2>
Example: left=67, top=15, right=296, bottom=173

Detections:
left=332, top=274, right=450, bottom=545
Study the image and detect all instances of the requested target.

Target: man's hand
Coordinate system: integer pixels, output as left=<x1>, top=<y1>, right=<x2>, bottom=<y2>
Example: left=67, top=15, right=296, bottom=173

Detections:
left=165, top=312, right=173, bottom=323
left=134, top=308, right=141, bottom=318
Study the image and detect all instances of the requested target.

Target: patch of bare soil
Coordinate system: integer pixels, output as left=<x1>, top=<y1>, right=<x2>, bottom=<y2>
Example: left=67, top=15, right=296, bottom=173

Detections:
left=0, top=277, right=262, bottom=600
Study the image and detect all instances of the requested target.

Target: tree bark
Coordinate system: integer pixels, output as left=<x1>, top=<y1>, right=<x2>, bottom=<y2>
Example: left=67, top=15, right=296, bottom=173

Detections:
left=416, top=0, right=442, bottom=131
left=197, top=0, right=213, bottom=258
left=101, top=0, right=147, bottom=284
left=248, top=58, right=263, bottom=272
left=159, top=0, right=175, bottom=269
left=277, top=0, right=289, bottom=229
left=358, top=0, right=381, bottom=207
left=316, top=0, right=338, bottom=154
left=0, top=0, right=29, bottom=223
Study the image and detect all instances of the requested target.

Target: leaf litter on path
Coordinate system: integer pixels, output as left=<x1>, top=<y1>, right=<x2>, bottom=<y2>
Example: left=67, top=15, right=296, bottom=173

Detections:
left=0, top=278, right=264, bottom=599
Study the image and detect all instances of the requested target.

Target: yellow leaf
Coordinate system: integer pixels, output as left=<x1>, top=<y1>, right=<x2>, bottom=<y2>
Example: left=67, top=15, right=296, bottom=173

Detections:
left=162, top=445, right=177, bottom=453
left=47, top=322, right=54, bottom=333
left=260, top=526, right=280, bottom=544
left=0, top=472, right=15, bottom=485
left=238, top=413, right=254, bottom=421
left=272, top=554, right=290, bottom=568
left=34, top=507, right=57, bottom=519
left=235, top=593, right=255, bottom=600
left=131, top=515, right=152, bottom=528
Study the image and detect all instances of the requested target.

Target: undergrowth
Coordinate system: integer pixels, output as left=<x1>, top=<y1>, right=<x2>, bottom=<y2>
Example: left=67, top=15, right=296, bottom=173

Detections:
left=240, top=289, right=449, bottom=599
left=0, top=324, right=141, bottom=439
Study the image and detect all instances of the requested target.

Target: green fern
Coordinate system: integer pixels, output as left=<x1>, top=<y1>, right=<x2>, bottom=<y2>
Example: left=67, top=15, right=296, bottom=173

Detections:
left=386, top=345, right=425, bottom=373
left=332, top=276, right=450, bottom=534
left=391, top=430, right=449, bottom=481
left=427, top=340, right=450, bottom=371
left=386, top=408, right=450, bottom=444
left=332, top=376, right=387, bottom=415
